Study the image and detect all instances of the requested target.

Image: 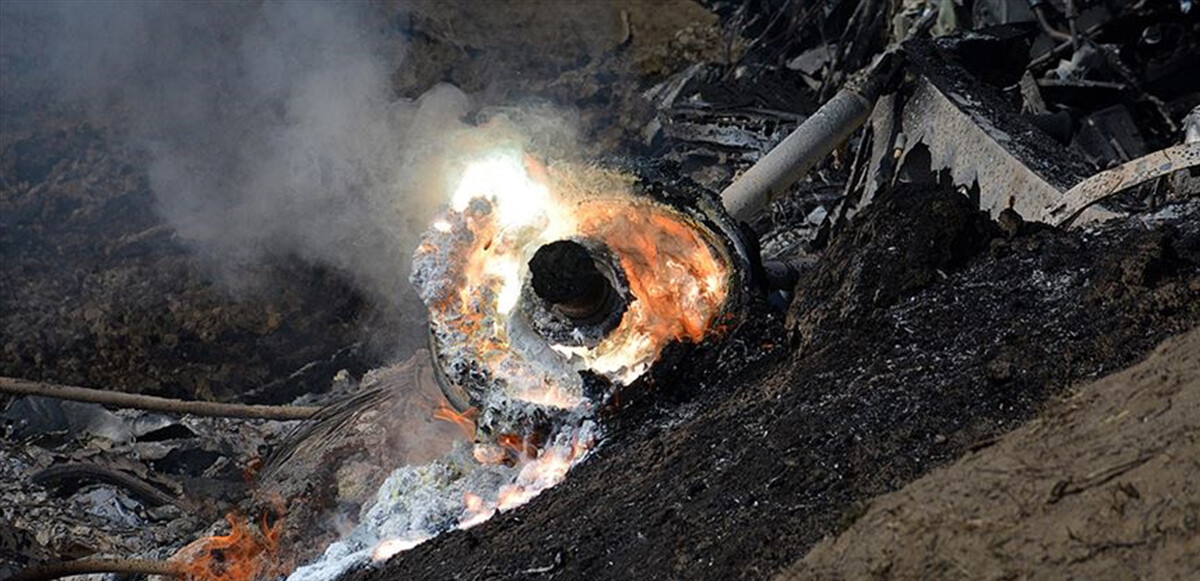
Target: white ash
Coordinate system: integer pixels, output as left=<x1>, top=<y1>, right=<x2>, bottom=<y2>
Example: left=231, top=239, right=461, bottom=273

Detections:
left=287, top=421, right=598, bottom=581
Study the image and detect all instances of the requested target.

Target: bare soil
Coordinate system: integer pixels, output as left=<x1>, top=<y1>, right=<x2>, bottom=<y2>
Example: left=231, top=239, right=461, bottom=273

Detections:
left=784, top=325, right=1200, bottom=581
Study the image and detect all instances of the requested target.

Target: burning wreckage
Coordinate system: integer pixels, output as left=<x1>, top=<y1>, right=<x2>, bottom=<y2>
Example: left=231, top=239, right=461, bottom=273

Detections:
left=286, top=149, right=754, bottom=576
left=3, top=1, right=1200, bottom=580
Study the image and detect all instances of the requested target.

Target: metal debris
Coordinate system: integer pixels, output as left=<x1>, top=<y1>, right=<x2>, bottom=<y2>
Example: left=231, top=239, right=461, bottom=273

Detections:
left=1046, top=143, right=1200, bottom=226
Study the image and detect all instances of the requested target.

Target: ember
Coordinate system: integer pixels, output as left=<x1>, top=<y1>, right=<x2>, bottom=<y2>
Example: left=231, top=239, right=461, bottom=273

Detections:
left=177, top=513, right=288, bottom=581
left=431, top=403, right=476, bottom=439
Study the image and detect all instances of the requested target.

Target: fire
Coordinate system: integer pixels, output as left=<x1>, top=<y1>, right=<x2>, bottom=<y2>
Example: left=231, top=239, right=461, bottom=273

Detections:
left=414, top=150, right=732, bottom=407
left=431, top=402, right=476, bottom=439
left=496, top=433, right=530, bottom=458
left=360, top=424, right=596, bottom=566
left=450, top=151, right=552, bottom=229
left=177, top=512, right=288, bottom=581
left=353, top=147, right=728, bottom=572
left=458, top=492, right=494, bottom=529
left=459, top=423, right=596, bottom=524
left=192, top=148, right=732, bottom=581
left=371, top=537, right=426, bottom=562
left=564, top=202, right=729, bottom=382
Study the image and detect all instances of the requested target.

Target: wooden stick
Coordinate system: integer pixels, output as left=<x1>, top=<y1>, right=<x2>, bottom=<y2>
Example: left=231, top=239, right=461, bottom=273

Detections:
left=32, top=463, right=191, bottom=510
left=8, top=558, right=182, bottom=581
left=0, top=376, right=321, bottom=421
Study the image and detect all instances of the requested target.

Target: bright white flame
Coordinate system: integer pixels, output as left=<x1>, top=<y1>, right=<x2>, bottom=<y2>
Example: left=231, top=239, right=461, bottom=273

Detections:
left=486, top=258, right=523, bottom=315
left=372, top=537, right=426, bottom=562
left=450, top=152, right=550, bottom=229
left=458, top=424, right=597, bottom=527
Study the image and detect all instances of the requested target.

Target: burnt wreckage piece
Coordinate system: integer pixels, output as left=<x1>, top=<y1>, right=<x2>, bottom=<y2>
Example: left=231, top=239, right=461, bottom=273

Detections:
left=422, top=158, right=757, bottom=435
left=527, top=240, right=628, bottom=345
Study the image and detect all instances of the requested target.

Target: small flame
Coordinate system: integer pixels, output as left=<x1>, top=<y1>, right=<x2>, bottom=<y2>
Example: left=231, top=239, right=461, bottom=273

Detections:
left=463, top=425, right=595, bottom=522
left=496, top=433, right=529, bottom=459
left=431, top=403, right=476, bottom=439
left=458, top=492, right=495, bottom=529
left=363, top=427, right=593, bottom=564
left=178, top=512, right=288, bottom=581
left=371, top=537, right=426, bottom=562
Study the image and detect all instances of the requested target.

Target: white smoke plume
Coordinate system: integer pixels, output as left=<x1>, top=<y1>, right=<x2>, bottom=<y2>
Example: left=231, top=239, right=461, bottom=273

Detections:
left=2, top=1, right=480, bottom=344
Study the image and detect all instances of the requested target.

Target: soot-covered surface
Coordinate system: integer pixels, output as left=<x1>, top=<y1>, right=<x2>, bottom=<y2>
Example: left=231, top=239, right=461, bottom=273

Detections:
left=0, top=126, right=381, bottom=403
left=351, top=186, right=1200, bottom=580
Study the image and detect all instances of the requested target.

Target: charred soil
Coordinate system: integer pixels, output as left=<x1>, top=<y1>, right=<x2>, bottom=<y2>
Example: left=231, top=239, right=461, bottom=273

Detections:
left=0, top=126, right=384, bottom=403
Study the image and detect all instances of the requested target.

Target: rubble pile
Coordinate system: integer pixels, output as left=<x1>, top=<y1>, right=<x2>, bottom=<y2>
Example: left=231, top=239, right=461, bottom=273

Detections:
left=0, top=397, right=289, bottom=577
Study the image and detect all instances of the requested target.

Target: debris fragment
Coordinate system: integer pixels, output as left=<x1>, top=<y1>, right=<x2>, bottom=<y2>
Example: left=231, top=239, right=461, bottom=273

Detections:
left=0, top=378, right=322, bottom=421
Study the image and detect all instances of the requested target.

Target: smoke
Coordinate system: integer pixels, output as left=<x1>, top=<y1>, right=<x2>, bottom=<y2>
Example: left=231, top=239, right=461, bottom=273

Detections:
left=2, top=0, right=479, bottom=344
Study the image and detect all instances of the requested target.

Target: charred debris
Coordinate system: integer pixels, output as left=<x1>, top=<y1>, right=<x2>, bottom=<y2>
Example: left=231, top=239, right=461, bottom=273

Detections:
left=2, top=1, right=1199, bottom=581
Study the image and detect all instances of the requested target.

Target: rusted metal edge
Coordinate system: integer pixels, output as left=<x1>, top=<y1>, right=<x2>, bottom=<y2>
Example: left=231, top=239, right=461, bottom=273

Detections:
left=1044, top=143, right=1200, bottom=227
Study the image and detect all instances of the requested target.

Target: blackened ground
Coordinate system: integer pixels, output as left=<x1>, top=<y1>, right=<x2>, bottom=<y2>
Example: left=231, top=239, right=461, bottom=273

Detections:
left=0, top=126, right=383, bottom=402
left=352, top=187, right=1200, bottom=580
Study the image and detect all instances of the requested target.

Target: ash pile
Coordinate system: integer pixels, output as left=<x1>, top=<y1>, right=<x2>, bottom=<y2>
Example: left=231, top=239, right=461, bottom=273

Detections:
left=3, top=1, right=1200, bottom=581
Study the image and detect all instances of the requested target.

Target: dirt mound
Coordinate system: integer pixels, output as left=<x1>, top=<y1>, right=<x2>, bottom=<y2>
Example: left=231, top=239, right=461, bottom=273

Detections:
left=783, top=325, right=1200, bottom=581
left=353, top=188, right=1200, bottom=580
left=787, top=184, right=1000, bottom=353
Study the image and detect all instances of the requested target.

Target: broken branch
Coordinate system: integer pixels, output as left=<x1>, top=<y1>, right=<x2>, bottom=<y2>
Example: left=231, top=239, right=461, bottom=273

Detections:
left=9, top=558, right=182, bottom=581
left=32, top=463, right=192, bottom=510
left=0, top=376, right=321, bottom=420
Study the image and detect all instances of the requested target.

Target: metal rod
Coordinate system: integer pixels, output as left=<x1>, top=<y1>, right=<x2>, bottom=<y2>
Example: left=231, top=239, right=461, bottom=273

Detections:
left=720, top=50, right=903, bottom=222
left=721, top=90, right=874, bottom=221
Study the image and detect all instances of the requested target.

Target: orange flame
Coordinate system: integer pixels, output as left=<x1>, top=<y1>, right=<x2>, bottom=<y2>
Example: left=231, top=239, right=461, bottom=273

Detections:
left=496, top=433, right=530, bottom=459
left=463, top=427, right=595, bottom=523
left=432, top=403, right=477, bottom=439
left=458, top=492, right=495, bottom=529
left=417, top=156, right=732, bottom=408
left=178, top=512, right=288, bottom=581
left=558, top=200, right=730, bottom=382
left=581, top=206, right=728, bottom=342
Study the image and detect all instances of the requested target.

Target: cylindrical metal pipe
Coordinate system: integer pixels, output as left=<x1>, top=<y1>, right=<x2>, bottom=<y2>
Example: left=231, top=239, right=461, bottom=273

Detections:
left=528, top=240, right=618, bottom=324
left=721, top=91, right=872, bottom=221
left=720, top=50, right=903, bottom=222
